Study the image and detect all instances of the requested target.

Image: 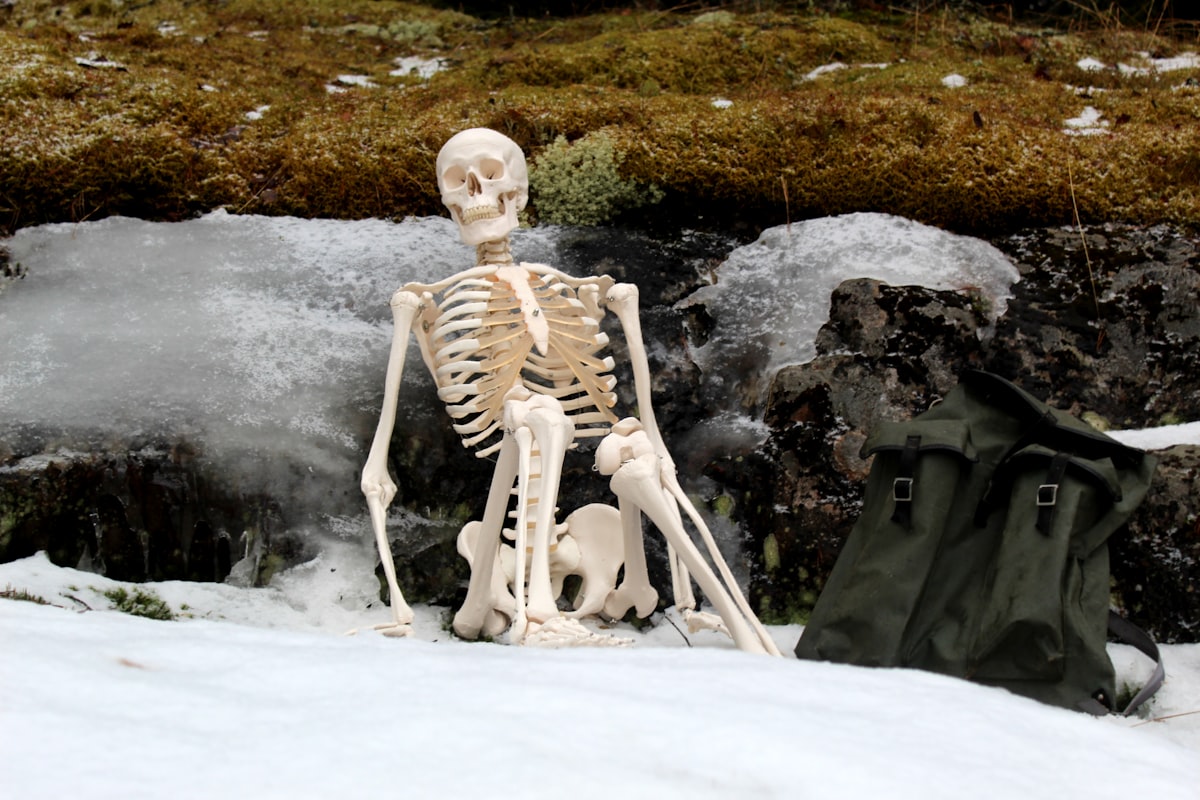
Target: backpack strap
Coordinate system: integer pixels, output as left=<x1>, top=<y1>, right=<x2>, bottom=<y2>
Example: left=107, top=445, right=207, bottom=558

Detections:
left=1106, top=611, right=1166, bottom=717
left=889, top=434, right=922, bottom=528
left=1035, top=451, right=1072, bottom=534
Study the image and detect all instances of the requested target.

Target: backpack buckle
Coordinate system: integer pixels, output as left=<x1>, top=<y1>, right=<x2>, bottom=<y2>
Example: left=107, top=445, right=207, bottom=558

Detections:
left=1037, top=483, right=1059, bottom=506
left=893, top=477, right=914, bottom=502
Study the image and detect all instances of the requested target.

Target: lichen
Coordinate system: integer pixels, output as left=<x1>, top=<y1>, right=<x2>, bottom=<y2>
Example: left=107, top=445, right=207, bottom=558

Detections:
left=530, top=131, right=663, bottom=226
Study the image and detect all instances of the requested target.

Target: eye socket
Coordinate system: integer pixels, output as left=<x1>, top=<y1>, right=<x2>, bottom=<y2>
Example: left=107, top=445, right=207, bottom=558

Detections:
left=442, top=165, right=467, bottom=190
left=478, top=158, right=505, bottom=181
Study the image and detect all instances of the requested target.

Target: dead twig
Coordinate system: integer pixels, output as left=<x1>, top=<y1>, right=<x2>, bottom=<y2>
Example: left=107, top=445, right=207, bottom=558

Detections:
left=1067, top=157, right=1105, bottom=350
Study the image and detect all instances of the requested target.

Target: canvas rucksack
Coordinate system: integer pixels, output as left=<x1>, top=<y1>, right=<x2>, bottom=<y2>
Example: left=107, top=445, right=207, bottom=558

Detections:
left=794, top=370, right=1164, bottom=715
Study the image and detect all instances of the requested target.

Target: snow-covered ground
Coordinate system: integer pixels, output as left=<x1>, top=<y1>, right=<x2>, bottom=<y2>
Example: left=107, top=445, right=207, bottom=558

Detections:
left=2, top=548, right=1198, bottom=800
left=3, top=212, right=1198, bottom=797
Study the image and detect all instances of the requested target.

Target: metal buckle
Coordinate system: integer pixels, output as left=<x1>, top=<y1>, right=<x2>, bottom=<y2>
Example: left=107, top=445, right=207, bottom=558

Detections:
left=892, top=477, right=914, bottom=502
left=1037, top=484, right=1059, bottom=506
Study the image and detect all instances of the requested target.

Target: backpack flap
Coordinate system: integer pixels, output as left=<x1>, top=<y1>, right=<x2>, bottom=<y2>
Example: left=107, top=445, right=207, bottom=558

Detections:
left=966, top=435, right=1158, bottom=713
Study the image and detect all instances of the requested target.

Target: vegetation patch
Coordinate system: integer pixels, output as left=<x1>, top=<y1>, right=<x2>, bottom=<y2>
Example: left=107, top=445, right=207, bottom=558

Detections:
left=531, top=130, right=663, bottom=225
left=1, top=584, right=51, bottom=605
left=1, top=2, right=1198, bottom=236
left=103, top=586, right=176, bottom=621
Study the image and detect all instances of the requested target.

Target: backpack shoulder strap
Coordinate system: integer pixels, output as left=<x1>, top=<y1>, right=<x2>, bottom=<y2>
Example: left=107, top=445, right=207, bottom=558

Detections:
left=1106, top=611, right=1166, bottom=716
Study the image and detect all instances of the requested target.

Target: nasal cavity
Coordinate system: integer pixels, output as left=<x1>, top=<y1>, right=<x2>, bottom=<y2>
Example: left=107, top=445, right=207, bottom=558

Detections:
left=467, top=172, right=482, bottom=195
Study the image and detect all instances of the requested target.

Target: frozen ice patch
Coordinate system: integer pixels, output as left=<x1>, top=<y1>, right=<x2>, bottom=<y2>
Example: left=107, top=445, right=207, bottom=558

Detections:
left=0, top=212, right=476, bottom=499
left=679, top=213, right=1019, bottom=406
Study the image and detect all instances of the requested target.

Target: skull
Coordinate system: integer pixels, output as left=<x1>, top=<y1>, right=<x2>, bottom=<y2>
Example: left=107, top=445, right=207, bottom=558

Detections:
left=436, top=128, right=528, bottom=247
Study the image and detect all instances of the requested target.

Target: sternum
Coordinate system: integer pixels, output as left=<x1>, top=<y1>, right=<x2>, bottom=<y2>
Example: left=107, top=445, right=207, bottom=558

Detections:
left=495, top=265, right=550, bottom=355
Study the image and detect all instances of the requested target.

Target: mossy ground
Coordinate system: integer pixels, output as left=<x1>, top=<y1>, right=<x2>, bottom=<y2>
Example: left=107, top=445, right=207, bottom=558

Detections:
left=1, top=1, right=1197, bottom=236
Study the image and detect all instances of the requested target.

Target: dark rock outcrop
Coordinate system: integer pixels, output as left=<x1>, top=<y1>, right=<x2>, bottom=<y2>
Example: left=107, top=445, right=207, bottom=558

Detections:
left=745, top=223, right=1200, bottom=641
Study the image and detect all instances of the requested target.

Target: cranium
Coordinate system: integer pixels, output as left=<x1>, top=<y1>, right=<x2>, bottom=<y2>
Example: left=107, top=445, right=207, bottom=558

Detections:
left=436, top=128, right=528, bottom=247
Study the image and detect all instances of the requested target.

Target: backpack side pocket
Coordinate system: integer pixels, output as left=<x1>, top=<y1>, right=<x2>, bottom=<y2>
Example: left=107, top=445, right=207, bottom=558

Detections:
left=795, top=420, right=975, bottom=666
left=968, top=447, right=1118, bottom=685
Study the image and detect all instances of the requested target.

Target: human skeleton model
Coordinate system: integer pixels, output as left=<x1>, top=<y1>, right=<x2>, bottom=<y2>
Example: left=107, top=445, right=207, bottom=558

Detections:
left=360, top=128, right=780, bottom=655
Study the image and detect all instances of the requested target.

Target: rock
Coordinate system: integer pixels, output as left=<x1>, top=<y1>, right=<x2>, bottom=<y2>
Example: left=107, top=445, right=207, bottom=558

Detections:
left=985, top=224, right=1200, bottom=428
left=1113, top=446, right=1200, bottom=643
left=746, top=222, right=1200, bottom=641
left=0, top=445, right=301, bottom=587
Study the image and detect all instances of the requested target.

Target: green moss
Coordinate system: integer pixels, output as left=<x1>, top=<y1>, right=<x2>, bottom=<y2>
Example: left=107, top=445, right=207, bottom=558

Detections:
left=1, top=584, right=51, bottom=605
left=103, top=586, right=176, bottom=621
left=710, top=493, right=736, bottom=519
left=1, top=2, right=1197, bottom=235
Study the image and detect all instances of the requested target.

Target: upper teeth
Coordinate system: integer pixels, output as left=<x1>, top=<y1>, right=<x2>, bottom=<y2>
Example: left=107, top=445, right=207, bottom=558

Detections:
left=461, top=205, right=501, bottom=224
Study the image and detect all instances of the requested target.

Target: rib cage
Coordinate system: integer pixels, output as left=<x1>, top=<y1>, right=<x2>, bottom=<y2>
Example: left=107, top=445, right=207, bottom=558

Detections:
left=417, top=268, right=620, bottom=458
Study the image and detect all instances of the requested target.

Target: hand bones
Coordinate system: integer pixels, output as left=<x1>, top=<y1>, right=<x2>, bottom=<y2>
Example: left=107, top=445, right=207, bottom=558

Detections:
left=360, top=128, right=779, bottom=654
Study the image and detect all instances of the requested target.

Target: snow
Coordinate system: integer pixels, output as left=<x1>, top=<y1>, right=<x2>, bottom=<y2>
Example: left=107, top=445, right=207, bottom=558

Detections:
left=335, top=74, right=377, bottom=88
left=942, top=73, right=967, bottom=88
left=1078, top=51, right=1200, bottom=76
left=803, top=62, right=847, bottom=80
left=1109, top=421, right=1200, bottom=450
left=1064, top=105, right=1109, bottom=136
left=2, top=550, right=1198, bottom=799
left=391, top=56, right=447, bottom=80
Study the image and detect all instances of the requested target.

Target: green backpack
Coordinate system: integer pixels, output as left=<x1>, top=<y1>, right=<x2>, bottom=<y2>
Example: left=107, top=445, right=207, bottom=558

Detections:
left=794, top=370, right=1163, bottom=715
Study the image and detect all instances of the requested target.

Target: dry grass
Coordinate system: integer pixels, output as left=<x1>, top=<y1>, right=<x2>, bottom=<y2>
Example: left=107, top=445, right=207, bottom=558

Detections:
left=1, top=1, right=1197, bottom=236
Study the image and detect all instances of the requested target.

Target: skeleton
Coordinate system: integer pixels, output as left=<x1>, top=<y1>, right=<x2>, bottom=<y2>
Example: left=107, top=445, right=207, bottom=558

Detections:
left=360, top=128, right=780, bottom=655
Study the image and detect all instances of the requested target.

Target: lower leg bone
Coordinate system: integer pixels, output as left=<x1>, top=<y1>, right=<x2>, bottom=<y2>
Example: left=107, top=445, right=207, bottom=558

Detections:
left=609, top=453, right=772, bottom=655
left=602, top=498, right=659, bottom=620
left=453, top=436, right=519, bottom=640
left=520, top=404, right=574, bottom=623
